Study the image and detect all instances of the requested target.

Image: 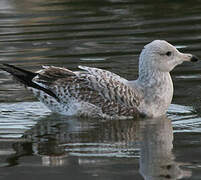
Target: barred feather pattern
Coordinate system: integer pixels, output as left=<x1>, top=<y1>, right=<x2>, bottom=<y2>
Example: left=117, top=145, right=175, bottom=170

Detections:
left=32, top=66, right=142, bottom=119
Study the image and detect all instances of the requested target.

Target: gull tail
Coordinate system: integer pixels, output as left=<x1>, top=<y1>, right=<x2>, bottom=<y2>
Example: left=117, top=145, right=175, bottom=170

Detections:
left=0, top=64, right=58, bottom=100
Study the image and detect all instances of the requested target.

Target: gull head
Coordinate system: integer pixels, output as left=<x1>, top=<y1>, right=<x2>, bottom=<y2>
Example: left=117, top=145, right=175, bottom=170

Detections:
left=139, top=40, right=198, bottom=72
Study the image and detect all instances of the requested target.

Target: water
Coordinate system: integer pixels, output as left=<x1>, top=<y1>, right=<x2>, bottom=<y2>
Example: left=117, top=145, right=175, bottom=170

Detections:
left=1, top=0, right=201, bottom=179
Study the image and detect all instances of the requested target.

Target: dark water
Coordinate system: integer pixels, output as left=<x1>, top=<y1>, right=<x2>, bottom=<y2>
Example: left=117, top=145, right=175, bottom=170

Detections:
left=1, top=0, right=201, bottom=179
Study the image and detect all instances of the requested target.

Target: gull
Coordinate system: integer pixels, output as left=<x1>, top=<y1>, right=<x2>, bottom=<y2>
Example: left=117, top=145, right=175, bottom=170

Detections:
left=0, top=40, right=198, bottom=119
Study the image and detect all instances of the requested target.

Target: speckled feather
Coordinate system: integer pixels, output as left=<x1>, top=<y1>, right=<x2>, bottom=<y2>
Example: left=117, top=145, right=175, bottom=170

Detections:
left=32, top=65, right=142, bottom=118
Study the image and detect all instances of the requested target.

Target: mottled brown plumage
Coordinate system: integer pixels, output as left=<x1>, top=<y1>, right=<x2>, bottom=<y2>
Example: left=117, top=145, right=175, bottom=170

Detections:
left=33, top=65, right=141, bottom=118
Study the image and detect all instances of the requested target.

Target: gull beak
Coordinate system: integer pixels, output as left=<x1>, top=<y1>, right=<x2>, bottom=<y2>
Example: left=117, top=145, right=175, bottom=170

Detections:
left=179, top=52, right=199, bottom=62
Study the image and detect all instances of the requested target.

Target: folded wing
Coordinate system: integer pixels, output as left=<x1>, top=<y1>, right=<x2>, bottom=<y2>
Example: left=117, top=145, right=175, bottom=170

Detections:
left=34, top=65, right=142, bottom=117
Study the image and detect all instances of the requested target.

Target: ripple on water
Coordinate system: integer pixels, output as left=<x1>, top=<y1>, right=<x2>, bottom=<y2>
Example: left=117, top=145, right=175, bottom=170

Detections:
left=62, top=142, right=140, bottom=158
left=0, top=102, right=200, bottom=139
left=0, top=0, right=201, bottom=178
left=168, top=104, right=201, bottom=133
left=0, top=102, right=50, bottom=138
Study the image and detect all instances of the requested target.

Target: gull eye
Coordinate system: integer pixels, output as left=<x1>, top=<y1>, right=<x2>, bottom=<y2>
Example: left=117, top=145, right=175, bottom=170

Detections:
left=166, top=51, right=172, bottom=56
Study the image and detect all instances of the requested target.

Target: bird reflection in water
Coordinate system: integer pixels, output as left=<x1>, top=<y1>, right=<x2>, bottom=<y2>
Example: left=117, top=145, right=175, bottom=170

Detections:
left=10, top=115, right=191, bottom=179
left=139, top=116, right=191, bottom=180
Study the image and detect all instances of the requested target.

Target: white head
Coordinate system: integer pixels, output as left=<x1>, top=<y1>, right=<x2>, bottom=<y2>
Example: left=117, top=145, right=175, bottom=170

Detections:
left=139, top=40, right=198, bottom=73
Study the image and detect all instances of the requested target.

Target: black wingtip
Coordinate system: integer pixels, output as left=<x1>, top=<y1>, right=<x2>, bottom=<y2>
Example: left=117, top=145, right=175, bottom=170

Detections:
left=0, top=63, right=59, bottom=102
left=1, top=63, right=37, bottom=78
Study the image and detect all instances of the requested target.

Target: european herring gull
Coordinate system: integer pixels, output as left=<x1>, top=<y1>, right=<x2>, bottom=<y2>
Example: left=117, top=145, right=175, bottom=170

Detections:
left=0, top=40, right=198, bottom=119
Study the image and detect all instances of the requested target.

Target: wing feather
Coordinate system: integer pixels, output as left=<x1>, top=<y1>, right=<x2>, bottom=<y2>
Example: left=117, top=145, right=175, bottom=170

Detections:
left=78, top=65, right=128, bottom=83
left=34, top=66, right=142, bottom=117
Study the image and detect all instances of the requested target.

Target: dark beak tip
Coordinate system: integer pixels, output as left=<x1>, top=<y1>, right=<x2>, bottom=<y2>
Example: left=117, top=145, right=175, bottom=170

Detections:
left=191, top=55, right=199, bottom=62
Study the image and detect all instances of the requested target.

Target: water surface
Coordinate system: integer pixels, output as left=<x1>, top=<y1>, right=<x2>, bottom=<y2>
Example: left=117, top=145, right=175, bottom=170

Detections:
left=1, top=0, right=201, bottom=179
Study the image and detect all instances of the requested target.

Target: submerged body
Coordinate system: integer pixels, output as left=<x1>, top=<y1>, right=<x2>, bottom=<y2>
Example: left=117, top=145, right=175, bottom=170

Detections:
left=0, top=40, right=198, bottom=119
